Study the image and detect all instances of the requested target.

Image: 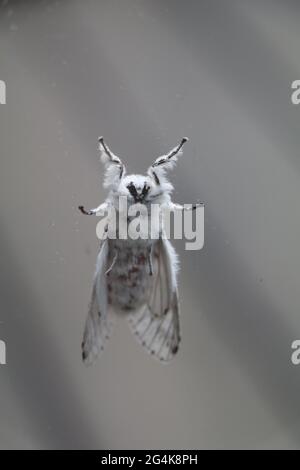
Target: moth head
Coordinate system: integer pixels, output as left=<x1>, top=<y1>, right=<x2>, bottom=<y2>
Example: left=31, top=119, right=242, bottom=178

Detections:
left=99, top=136, right=188, bottom=204
left=118, top=174, right=155, bottom=205
left=147, top=137, right=188, bottom=196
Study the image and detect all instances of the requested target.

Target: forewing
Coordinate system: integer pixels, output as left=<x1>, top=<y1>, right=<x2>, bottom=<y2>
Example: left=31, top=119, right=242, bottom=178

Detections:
left=82, top=240, right=115, bottom=365
left=128, top=239, right=180, bottom=363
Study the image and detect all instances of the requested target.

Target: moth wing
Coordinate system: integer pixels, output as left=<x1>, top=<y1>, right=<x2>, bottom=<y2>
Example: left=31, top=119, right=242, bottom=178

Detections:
left=128, top=238, right=180, bottom=363
left=82, top=239, right=115, bottom=365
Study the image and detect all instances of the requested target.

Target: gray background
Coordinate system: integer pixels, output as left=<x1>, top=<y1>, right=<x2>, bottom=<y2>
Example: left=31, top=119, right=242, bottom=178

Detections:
left=0, top=0, right=300, bottom=449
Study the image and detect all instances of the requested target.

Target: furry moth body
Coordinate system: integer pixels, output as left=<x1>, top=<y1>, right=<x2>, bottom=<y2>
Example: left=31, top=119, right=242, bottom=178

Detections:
left=79, top=136, right=199, bottom=364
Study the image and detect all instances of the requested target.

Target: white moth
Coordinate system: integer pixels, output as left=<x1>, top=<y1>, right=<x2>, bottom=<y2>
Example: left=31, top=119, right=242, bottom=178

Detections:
left=79, top=136, right=198, bottom=365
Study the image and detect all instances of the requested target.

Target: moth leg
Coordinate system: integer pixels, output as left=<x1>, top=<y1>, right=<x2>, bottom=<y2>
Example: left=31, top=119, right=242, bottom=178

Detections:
left=78, top=202, right=109, bottom=216
left=105, top=250, right=118, bottom=276
left=170, top=202, right=204, bottom=211
left=78, top=206, right=95, bottom=215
